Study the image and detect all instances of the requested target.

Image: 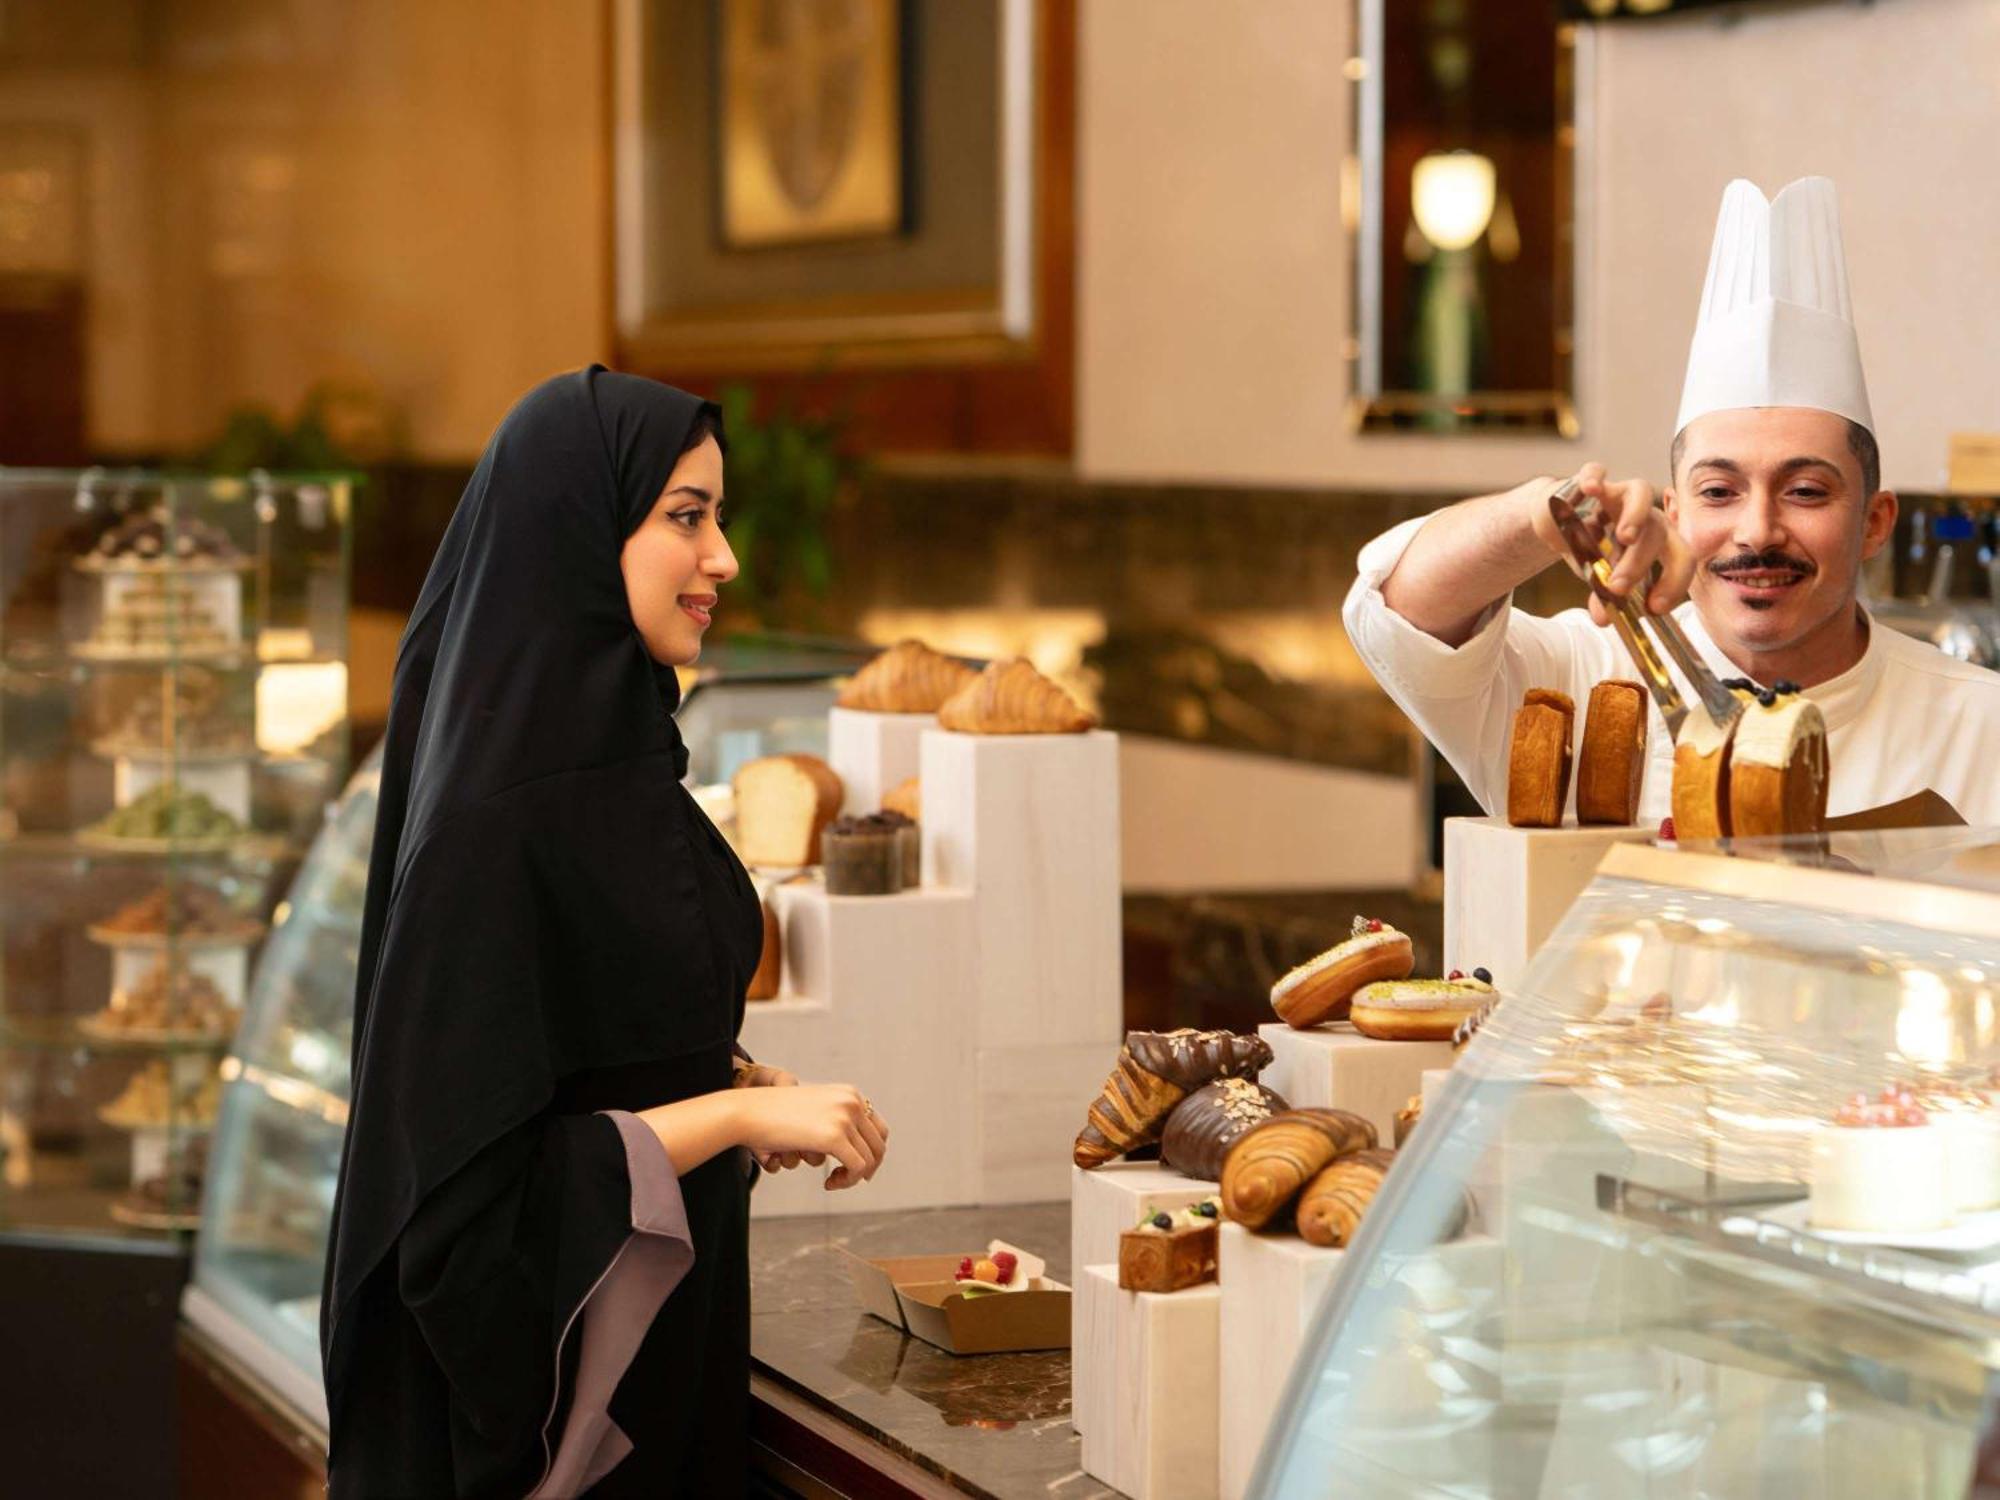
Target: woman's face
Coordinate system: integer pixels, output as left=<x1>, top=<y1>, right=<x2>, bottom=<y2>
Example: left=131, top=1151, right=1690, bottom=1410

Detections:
left=621, top=435, right=737, bottom=665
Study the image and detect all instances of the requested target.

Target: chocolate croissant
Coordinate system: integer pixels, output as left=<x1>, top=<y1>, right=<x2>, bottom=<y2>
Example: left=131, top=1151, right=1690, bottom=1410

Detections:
left=1161, top=1077, right=1288, bottom=1181
left=1296, top=1147, right=1396, bottom=1248
left=1220, top=1109, right=1377, bottom=1230
left=937, top=659, right=1095, bottom=735
left=1074, top=1029, right=1274, bottom=1169
left=837, top=640, right=977, bottom=714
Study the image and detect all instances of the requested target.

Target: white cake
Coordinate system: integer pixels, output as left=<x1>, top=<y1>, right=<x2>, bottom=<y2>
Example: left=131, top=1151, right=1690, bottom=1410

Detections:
left=1932, top=1102, right=2000, bottom=1215
left=1808, top=1094, right=1952, bottom=1233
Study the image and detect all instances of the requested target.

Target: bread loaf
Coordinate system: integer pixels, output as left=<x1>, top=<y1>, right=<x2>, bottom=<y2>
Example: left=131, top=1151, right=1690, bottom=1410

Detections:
left=1576, top=680, right=1647, bottom=825
left=733, top=754, right=843, bottom=867
left=837, top=640, right=977, bottom=713
left=1506, top=689, right=1575, bottom=827
left=1160, top=1077, right=1288, bottom=1181
left=1296, top=1147, right=1396, bottom=1248
left=937, top=659, right=1094, bottom=734
left=1220, top=1109, right=1377, bottom=1230
left=746, top=895, right=781, bottom=1000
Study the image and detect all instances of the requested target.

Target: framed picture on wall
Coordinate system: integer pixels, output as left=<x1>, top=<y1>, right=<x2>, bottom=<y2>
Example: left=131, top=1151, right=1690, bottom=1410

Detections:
left=613, top=0, right=1038, bottom=369
left=718, top=0, right=906, bottom=250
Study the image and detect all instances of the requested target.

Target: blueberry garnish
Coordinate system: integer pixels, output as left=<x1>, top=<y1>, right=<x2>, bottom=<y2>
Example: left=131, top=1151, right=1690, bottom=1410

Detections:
left=1151, top=1212, right=1172, bottom=1230
left=1473, top=966, right=1492, bottom=984
left=1194, top=1201, right=1218, bottom=1218
left=1722, top=677, right=1753, bottom=691
left=1774, top=679, right=1800, bottom=695
left=1756, top=689, right=1776, bottom=708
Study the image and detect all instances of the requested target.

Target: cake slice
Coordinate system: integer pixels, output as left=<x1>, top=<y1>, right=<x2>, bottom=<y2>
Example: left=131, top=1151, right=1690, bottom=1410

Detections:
left=1118, top=1199, right=1221, bottom=1292
left=1506, top=689, right=1575, bottom=828
left=1727, top=685, right=1828, bottom=838
left=1576, top=680, right=1648, bottom=825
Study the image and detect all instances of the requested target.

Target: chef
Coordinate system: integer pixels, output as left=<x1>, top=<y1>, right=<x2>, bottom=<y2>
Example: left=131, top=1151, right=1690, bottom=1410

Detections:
left=1344, top=176, right=2000, bottom=827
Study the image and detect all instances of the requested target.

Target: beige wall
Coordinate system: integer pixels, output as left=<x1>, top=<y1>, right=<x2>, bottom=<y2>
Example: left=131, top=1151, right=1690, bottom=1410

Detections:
left=1078, top=0, right=2000, bottom=495
left=7, top=0, right=610, bottom=461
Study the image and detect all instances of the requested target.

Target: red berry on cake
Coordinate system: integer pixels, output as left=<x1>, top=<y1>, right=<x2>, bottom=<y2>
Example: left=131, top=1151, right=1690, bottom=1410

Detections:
left=1447, top=969, right=1464, bottom=981
left=1659, top=817, right=1676, bottom=841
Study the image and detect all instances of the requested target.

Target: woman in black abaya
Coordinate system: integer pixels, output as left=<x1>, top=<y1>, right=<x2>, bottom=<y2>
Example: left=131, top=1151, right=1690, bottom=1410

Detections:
left=321, top=367, right=888, bottom=1498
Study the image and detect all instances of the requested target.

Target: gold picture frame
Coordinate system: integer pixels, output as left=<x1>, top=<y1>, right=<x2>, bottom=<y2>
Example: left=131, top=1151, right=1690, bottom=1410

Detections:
left=719, top=0, right=904, bottom=250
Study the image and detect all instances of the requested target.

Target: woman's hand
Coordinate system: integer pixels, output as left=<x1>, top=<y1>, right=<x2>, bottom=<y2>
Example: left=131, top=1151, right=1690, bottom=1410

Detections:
left=733, top=1083, right=888, bottom=1190
left=732, top=1062, right=815, bottom=1172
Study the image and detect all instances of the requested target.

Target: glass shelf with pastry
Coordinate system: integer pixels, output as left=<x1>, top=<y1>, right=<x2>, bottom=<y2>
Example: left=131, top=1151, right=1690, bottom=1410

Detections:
left=184, top=749, right=379, bottom=1431
left=0, top=469, right=351, bottom=1246
left=1250, top=830, right=2000, bottom=1500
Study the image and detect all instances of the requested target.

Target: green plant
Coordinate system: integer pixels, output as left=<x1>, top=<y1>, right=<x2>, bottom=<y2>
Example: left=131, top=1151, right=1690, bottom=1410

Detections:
left=716, top=383, right=857, bottom=619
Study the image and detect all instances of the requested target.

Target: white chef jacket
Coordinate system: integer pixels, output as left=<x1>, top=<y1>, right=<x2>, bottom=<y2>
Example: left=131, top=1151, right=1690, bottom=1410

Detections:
left=1345, top=515, right=2000, bottom=827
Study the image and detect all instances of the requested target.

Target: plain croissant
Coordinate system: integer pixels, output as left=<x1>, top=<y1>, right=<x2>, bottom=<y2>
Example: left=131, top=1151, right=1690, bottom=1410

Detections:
left=1220, top=1108, right=1377, bottom=1229
left=837, top=640, right=977, bottom=713
left=937, top=659, right=1094, bottom=735
left=1296, top=1146, right=1395, bottom=1247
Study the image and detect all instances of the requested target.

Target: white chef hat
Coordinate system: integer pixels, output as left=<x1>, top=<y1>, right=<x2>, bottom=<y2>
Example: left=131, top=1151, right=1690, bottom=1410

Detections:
left=1675, top=176, right=1874, bottom=437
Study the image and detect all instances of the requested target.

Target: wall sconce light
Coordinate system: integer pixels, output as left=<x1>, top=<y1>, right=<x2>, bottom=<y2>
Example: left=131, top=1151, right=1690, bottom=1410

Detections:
left=1411, top=150, right=1496, bottom=252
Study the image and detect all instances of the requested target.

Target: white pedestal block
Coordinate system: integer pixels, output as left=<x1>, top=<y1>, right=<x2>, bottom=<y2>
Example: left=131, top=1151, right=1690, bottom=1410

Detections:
left=1077, top=1266, right=1221, bottom=1500
left=740, top=881, right=977, bottom=1218
left=1442, top=816, right=1651, bottom=984
left=1259, top=1023, right=1455, bottom=1143
left=974, top=1042, right=1123, bottom=1205
left=1217, top=1224, right=1342, bottom=1500
left=920, top=729, right=1121, bottom=1051
left=1070, top=1162, right=1213, bottom=1294
left=826, top=707, right=930, bottom=816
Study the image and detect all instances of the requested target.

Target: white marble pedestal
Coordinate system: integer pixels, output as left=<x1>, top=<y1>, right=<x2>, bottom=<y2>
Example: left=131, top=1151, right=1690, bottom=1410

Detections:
left=1077, top=1266, right=1221, bottom=1500
left=1260, top=1023, right=1455, bottom=1142
left=826, top=706, right=929, bottom=815
left=1442, top=816, right=1652, bottom=983
left=1217, top=1224, right=1342, bottom=1500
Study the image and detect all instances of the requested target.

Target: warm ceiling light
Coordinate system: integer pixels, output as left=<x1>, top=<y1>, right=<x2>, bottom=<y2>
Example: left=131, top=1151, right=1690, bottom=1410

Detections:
left=1411, top=150, right=1497, bottom=253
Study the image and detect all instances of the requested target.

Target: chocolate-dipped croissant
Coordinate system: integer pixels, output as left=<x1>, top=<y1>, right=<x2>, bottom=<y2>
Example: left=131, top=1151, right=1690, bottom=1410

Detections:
left=1296, top=1147, right=1396, bottom=1248
left=1074, top=1029, right=1275, bottom=1169
left=1161, top=1077, right=1288, bottom=1181
left=937, top=659, right=1095, bottom=735
left=1220, top=1109, right=1377, bottom=1229
left=837, top=640, right=977, bottom=714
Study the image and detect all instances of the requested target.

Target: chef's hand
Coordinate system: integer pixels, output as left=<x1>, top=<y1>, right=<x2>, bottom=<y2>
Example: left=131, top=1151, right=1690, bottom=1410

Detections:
left=733, top=1082, right=888, bottom=1190
left=1540, top=463, right=1696, bottom=626
left=732, top=1062, right=815, bottom=1172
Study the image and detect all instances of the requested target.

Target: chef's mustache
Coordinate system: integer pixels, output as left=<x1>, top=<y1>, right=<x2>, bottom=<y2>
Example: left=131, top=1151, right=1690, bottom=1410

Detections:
left=1709, top=549, right=1815, bottom=579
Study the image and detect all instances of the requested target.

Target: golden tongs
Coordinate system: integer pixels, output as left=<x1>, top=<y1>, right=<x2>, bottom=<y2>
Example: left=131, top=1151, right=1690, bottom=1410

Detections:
left=1547, top=478, right=1741, bottom=741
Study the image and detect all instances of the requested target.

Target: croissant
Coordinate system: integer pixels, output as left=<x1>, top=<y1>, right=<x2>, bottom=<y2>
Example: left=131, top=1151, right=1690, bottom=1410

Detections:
left=1392, top=1092, right=1423, bottom=1147
left=1296, top=1147, right=1396, bottom=1248
left=882, top=776, right=921, bottom=821
left=1220, top=1109, right=1377, bottom=1230
left=837, top=640, right=977, bottom=714
left=1073, top=1050, right=1189, bottom=1169
left=1127, top=1028, right=1273, bottom=1091
left=937, top=659, right=1094, bottom=735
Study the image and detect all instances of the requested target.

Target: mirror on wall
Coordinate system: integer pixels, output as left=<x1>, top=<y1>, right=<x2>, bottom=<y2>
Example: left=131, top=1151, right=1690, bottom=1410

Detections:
left=1346, top=0, right=1579, bottom=435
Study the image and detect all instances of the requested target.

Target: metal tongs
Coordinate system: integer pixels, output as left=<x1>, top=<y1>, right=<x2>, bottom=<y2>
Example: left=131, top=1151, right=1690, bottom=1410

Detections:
left=1547, top=478, right=1740, bottom=741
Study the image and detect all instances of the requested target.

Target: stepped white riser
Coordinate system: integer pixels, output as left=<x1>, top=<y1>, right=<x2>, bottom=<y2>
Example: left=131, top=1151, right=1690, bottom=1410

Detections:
left=1217, top=1224, right=1342, bottom=1500
left=1442, top=816, right=1651, bottom=982
left=1259, top=1023, right=1455, bottom=1144
left=1077, top=1266, right=1220, bottom=1500
left=826, top=707, right=930, bottom=816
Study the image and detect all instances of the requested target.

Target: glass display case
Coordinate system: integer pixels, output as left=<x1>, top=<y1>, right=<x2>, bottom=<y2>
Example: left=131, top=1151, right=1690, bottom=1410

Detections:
left=0, top=468, right=350, bottom=1239
left=1254, top=832, right=2000, bottom=1499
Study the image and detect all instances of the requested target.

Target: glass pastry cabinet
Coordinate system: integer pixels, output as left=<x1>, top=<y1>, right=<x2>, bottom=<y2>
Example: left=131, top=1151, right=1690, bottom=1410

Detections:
left=1253, top=830, right=2000, bottom=1499
left=0, top=468, right=351, bottom=1242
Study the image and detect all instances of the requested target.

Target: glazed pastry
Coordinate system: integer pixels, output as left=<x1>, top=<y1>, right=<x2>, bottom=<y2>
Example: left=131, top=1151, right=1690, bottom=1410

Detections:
left=1118, top=1199, right=1221, bottom=1292
left=1727, top=684, right=1828, bottom=838
left=822, top=815, right=903, bottom=895
left=1160, top=1076, right=1289, bottom=1181
left=1506, top=688, right=1575, bottom=828
left=746, top=895, right=781, bottom=1000
left=1393, top=1093, right=1424, bottom=1148
left=1296, top=1147, right=1397, bottom=1248
left=1576, top=680, right=1648, bottom=825
left=1349, top=974, right=1496, bottom=1042
left=837, top=639, right=977, bottom=714
left=937, top=659, right=1094, bottom=735
left=732, top=754, right=844, bottom=868
left=1270, top=916, right=1414, bottom=1029
left=1220, top=1109, right=1377, bottom=1230
left=1073, top=1029, right=1275, bottom=1169
left=882, top=776, right=921, bottom=822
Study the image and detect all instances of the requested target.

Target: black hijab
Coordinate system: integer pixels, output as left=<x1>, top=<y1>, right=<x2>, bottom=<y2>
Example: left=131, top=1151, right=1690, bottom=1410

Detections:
left=321, top=366, right=735, bottom=1405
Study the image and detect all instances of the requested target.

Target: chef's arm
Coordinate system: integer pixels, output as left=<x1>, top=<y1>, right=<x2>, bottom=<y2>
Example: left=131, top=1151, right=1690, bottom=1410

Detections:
left=1382, top=465, right=1689, bottom=643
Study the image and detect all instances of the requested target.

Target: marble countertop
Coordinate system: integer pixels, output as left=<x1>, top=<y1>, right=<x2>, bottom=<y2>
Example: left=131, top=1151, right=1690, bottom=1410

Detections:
left=750, top=1200, right=1118, bottom=1500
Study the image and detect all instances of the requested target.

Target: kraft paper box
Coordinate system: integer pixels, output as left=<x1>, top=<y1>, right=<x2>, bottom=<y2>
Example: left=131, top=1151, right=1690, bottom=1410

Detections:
left=845, top=1248, right=1071, bottom=1355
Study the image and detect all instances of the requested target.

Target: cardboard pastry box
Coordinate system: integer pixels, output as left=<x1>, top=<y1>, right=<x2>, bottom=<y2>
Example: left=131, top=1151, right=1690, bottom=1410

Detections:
left=845, top=1246, right=1071, bottom=1356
